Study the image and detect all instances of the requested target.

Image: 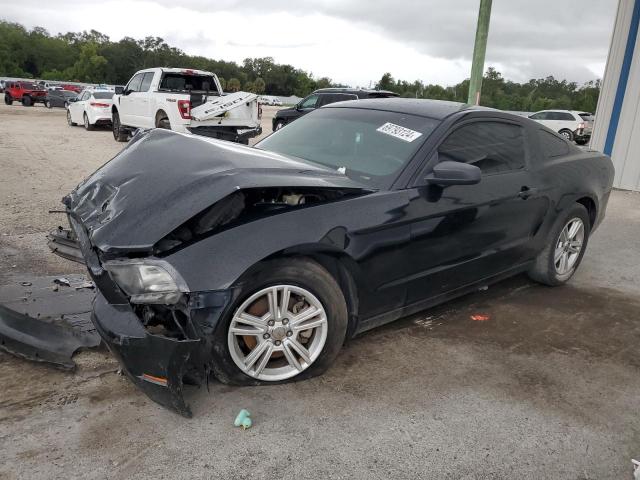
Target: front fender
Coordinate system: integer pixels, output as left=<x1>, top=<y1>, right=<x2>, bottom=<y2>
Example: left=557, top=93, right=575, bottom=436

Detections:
left=164, top=190, right=409, bottom=292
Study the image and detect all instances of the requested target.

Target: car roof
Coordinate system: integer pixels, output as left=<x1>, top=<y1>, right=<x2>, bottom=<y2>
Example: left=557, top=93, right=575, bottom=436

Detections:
left=323, top=98, right=493, bottom=120
left=313, top=87, right=399, bottom=97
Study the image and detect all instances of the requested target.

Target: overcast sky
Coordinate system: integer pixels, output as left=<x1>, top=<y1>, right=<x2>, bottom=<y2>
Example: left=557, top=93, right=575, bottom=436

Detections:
left=2, top=0, right=617, bottom=87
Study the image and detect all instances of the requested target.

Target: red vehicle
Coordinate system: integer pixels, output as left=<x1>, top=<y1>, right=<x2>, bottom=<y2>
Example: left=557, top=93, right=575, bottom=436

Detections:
left=61, top=84, right=83, bottom=94
left=4, top=81, right=47, bottom=106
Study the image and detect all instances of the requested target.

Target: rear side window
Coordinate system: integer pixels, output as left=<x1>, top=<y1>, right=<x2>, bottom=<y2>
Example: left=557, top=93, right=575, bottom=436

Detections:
left=538, top=130, right=570, bottom=158
left=438, top=122, right=526, bottom=175
left=317, top=93, right=358, bottom=107
left=548, top=112, right=575, bottom=121
left=558, top=112, right=576, bottom=121
left=139, top=72, right=154, bottom=92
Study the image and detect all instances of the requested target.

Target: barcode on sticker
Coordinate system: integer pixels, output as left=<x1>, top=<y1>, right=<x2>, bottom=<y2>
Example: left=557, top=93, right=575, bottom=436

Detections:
left=376, top=123, right=422, bottom=142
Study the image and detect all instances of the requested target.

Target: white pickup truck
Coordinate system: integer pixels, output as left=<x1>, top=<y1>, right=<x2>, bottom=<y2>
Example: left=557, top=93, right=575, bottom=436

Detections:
left=111, top=67, right=262, bottom=144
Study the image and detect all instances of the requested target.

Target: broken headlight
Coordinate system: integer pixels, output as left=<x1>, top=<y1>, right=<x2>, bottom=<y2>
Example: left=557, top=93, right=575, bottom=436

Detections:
left=104, top=260, right=187, bottom=304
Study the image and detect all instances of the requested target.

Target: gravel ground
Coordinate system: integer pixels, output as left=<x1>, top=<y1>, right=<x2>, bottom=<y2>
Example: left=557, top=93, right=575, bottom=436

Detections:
left=1, top=102, right=639, bottom=480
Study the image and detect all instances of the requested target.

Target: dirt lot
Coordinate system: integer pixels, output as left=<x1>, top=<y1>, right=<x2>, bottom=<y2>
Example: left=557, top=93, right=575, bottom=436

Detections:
left=1, top=102, right=640, bottom=479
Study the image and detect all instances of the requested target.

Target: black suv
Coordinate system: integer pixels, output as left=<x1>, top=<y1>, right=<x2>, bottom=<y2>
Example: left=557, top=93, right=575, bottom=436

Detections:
left=272, top=88, right=398, bottom=131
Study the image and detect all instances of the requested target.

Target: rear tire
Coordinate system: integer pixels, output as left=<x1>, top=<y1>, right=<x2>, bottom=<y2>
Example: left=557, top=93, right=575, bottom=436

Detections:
left=527, top=203, right=590, bottom=286
left=44, top=100, right=52, bottom=109
left=210, top=258, right=348, bottom=386
left=156, top=112, right=171, bottom=129
left=112, top=111, right=128, bottom=142
left=21, top=96, right=32, bottom=107
left=84, top=113, right=95, bottom=131
left=274, top=120, right=285, bottom=131
left=4, top=94, right=12, bottom=105
left=559, top=129, right=574, bottom=142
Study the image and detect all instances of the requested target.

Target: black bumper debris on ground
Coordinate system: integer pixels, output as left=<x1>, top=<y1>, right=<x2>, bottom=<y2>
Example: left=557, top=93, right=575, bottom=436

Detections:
left=0, top=274, right=101, bottom=369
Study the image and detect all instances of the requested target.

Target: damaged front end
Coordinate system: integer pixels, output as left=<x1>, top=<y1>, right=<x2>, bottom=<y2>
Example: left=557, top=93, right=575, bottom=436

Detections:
left=61, top=128, right=371, bottom=416
left=67, top=214, right=233, bottom=417
left=91, top=287, right=230, bottom=418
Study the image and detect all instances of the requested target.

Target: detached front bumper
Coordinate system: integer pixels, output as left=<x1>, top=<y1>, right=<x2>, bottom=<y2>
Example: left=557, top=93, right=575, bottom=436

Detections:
left=92, top=289, right=232, bottom=417
left=68, top=214, right=233, bottom=417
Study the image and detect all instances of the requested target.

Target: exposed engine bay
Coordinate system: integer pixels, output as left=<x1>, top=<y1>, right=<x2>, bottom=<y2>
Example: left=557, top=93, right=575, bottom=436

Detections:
left=154, top=187, right=360, bottom=254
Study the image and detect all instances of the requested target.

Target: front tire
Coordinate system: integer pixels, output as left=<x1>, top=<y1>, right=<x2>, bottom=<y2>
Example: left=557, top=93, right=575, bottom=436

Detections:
left=211, top=258, right=348, bottom=386
left=274, top=120, right=285, bottom=131
left=66, top=109, right=77, bottom=126
left=112, top=111, right=128, bottom=142
left=528, top=203, right=590, bottom=286
left=44, top=100, right=51, bottom=109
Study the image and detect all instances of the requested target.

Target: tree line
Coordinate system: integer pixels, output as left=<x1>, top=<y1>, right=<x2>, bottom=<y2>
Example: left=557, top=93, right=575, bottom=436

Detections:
left=1, top=21, right=600, bottom=111
left=0, top=21, right=337, bottom=96
left=376, top=68, right=600, bottom=113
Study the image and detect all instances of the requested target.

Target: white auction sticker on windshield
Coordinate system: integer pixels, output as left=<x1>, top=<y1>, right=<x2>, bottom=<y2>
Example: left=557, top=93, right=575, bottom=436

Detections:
left=376, top=122, right=422, bottom=142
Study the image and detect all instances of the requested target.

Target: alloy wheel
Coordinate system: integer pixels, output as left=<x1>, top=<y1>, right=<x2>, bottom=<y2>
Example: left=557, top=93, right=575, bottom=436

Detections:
left=228, top=285, right=328, bottom=381
left=554, top=217, right=584, bottom=275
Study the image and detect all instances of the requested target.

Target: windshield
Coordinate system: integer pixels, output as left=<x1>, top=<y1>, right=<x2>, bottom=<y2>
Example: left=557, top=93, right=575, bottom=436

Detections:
left=256, top=107, right=438, bottom=187
left=159, top=73, right=217, bottom=92
left=21, top=82, right=37, bottom=89
left=92, top=91, right=113, bottom=99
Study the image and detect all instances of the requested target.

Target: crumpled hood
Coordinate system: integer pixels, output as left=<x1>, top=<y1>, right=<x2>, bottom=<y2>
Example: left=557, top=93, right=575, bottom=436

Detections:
left=64, top=129, right=368, bottom=252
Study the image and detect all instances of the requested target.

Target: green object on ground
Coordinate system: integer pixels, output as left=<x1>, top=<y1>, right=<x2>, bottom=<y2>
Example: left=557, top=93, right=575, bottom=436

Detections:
left=234, top=409, right=251, bottom=429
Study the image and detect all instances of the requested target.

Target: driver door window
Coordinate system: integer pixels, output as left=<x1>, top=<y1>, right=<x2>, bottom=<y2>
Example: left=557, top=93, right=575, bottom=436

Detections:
left=121, top=73, right=145, bottom=123
left=126, top=73, right=144, bottom=93
left=437, top=122, right=526, bottom=175
left=529, top=112, right=548, bottom=120
left=299, top=94, right=319, bottom=109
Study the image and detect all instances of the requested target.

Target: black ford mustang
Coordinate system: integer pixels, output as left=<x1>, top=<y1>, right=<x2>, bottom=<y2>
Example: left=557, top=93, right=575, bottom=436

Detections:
left=63, top=99, right=614, bottom=416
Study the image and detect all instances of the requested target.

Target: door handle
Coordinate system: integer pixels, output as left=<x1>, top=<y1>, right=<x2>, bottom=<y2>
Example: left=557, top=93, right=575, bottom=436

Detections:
left=518, top=186, right=538, bottom=199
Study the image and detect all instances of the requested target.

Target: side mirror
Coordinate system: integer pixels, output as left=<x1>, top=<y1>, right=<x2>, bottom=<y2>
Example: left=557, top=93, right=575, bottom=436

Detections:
left=68, top=97, right=77, bottom=103
left=115, top=86, right=124, bottom=95
left=426, top=160, right=481, bottom=186
left=295, top=104, right=303, bottom=111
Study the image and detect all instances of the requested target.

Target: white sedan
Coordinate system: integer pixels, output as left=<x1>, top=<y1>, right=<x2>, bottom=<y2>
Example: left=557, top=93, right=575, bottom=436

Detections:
left=528, top=110, right=593, bottom=145
left=67, top=90, right=114, bottom=130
